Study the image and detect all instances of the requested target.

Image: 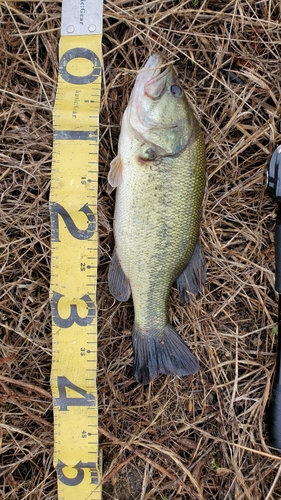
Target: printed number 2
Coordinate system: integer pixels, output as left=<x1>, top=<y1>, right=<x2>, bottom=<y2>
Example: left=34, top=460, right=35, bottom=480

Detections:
left=50, top=202, right=96, bottom=242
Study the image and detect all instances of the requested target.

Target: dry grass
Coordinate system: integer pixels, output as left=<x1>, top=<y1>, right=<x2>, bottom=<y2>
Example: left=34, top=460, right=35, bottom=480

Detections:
left=0, top=0, right=281, bottom=498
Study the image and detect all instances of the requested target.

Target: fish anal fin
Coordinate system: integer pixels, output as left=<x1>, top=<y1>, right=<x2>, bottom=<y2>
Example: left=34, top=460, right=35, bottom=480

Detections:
left=132, top=323, right=199, bottom=385
left=108, top=249, right=131, bottom=302
left=107, top=155, right=123, bottom=194
left=177, top=242, right=206, bottom=304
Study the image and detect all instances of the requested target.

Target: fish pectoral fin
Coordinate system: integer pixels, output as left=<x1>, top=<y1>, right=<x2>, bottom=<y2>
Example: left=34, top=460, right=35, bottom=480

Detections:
left=177, top=241, right=206, bottom=304
left=108, top=249, right=131, bottom=302
left=107, top=155, right=123, bottom=193
left=132, top=323, right=199, bottom=385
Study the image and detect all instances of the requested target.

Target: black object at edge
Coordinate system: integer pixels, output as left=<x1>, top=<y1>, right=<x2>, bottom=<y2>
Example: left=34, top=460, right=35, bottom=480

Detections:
left=267, top=148, right=281, bottom=450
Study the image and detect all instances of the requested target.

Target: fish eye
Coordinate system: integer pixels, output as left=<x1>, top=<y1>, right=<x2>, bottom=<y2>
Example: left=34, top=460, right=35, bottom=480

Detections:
left=171, top=84, right=183, bottom=97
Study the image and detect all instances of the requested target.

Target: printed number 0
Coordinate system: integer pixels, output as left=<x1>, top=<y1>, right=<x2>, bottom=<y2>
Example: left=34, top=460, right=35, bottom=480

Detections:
left=59, top=47, right=101, bottom=85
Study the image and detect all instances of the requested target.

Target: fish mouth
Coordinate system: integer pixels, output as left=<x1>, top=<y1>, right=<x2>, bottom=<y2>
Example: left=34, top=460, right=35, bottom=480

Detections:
left=134, top=53, right=172, bottom=100
left=128, top=53, right=173, bottom=140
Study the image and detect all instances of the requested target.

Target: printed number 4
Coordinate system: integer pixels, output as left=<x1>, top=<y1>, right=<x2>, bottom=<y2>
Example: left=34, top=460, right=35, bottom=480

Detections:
left=54, top=376, right=96, bottom=411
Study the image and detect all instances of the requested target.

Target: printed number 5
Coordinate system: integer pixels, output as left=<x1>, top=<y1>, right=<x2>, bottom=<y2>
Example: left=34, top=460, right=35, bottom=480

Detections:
left=56, top=459, right=98, bottom=486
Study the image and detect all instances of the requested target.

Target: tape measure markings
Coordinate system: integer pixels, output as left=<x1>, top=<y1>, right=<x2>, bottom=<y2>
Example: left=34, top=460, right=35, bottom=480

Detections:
left=50, top=29, right=102, bottom=500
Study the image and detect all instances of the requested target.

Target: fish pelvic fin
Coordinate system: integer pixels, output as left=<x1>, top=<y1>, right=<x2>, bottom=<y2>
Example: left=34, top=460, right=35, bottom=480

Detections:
left=132, top=323, right=199, bottom=385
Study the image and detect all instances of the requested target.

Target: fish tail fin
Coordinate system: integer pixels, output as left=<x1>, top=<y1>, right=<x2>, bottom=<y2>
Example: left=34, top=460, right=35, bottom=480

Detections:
left=132, top=323, right=199, bottom=385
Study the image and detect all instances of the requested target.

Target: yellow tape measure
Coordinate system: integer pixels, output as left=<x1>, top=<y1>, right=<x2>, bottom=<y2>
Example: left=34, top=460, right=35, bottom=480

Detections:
left=50, top=2, right=103, bottom=498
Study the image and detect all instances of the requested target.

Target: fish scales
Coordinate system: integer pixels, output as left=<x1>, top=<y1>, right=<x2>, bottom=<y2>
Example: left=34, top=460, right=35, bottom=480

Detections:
left=115, top=135, right=205, bottom=330
left=108, top=53, right=206, bottom=384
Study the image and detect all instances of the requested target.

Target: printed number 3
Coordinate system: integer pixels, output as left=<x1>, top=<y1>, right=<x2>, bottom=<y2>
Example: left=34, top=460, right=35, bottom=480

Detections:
left=51, top=292, right=95, bottom=328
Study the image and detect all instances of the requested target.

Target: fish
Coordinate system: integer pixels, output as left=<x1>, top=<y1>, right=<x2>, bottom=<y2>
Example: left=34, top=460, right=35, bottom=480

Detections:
left=108, top=53, right=206, bottom=385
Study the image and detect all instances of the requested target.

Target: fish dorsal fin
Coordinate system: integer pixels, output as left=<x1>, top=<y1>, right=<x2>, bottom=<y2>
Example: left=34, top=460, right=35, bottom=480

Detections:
left=107, top=155, right=123, bottom=193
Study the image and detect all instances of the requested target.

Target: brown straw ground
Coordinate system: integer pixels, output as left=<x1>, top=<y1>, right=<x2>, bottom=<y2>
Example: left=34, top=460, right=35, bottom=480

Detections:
left=0, top=0, right=281, bottom=498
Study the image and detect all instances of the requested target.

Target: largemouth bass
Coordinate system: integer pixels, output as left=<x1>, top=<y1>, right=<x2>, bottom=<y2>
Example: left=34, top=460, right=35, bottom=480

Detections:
left=108, top=53, right=206, bottom=385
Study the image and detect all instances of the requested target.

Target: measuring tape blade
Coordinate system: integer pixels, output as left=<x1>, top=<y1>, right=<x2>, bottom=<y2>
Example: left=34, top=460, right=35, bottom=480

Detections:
left=50, top=1, right=103, bottom=498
